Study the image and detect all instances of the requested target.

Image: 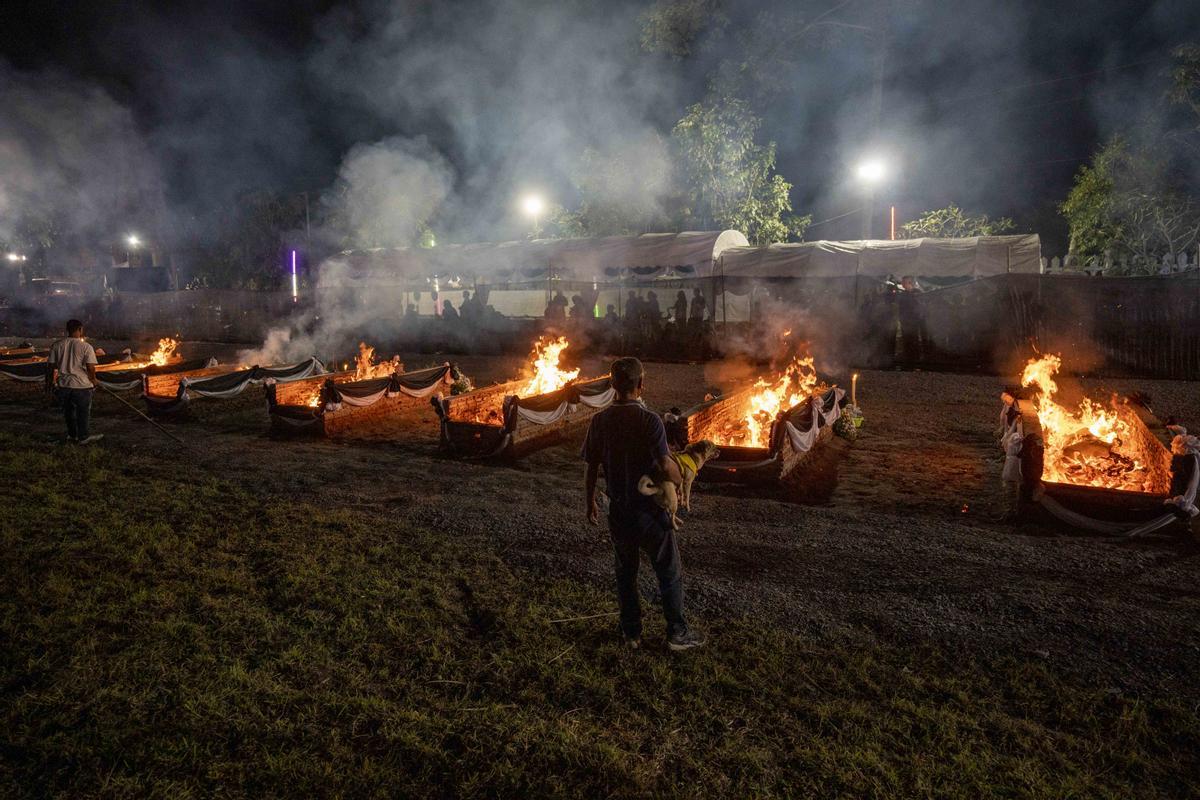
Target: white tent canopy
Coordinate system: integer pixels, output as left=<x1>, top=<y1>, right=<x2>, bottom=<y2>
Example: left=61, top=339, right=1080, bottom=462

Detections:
left=718, top=235, right=1042, bottom=279
left=328, top=230, right=748, bottom=285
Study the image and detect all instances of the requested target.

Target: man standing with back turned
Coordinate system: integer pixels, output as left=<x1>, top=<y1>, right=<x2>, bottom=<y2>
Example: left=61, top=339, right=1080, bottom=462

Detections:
left=45, top=319, right=103, bottom=445
left=582, top=357, right=704, bottom=651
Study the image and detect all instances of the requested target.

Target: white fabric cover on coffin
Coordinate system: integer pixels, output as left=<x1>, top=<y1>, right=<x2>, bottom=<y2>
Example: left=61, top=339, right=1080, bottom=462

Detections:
left=514, top=400, right=574, bottom=426
left=512, top=385, right=615, bottom=426
left=783, top=388, right=846, bottom=453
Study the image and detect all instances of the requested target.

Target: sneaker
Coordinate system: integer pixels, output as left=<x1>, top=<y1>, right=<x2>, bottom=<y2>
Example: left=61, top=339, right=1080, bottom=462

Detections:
left=79, top=434, right=104, bottom=445
left=667, top=627, right=705, bottom=652
left=623, top=635, right=641, bottom=650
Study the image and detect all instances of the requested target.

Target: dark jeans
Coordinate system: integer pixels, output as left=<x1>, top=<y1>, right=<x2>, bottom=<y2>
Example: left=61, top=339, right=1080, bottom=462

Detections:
left=899, top=317, right=923, bottom=364
left=608, top=503, right=687, bottom=638
left=60, top=387, right=93, bottom=440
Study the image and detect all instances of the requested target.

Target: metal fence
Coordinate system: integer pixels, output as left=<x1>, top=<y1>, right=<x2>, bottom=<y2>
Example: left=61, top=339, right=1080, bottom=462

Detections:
left=1001, top=272, right=1200, bottom=380
left=94, top=290, right=302, bottom=342
left=6, top=276, right=1198, bottom=379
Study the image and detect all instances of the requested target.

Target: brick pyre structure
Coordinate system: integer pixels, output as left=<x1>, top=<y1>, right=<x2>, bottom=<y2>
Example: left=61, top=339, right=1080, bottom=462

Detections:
left=267, top=363, right=455, bottom=439
left=143, top=358, right=326, bottom=417
left=671, top=385, right=847, bottom=484
left=999, top=354, right=1199, bottom=537
left=432, top=375, right=615, bottom=458
left=0, top=351, right=212, bottom=391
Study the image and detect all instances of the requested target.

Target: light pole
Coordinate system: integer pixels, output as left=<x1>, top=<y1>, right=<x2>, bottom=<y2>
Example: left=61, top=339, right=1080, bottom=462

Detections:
left=854, top=159, right=887, bottom=240
left=521, top=194, right=545, bottom=239
left=126, top=234, right=141, bottom=266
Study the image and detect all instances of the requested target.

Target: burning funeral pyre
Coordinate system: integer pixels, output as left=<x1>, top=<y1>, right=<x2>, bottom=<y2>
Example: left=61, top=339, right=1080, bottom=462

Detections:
left=518, top=337, right=580, bottom=397
left=298, top=342, right=402, bottom=407
left=142, top=357, right=327, bottom=417
left=434, top=336, right=612, bottom=457
left=676, top=349, right=846, bottom=484
left=267, top=344, right=453, bottom=438
left=354, top=342, right=401, bottom=381
left=704, top=354, right=827, bottom=449
left=1001, top=353, right=1198, bottom=537
left=444, top=336, right=584, bottom=426
left=1019, top=354, right=1171, bottom=495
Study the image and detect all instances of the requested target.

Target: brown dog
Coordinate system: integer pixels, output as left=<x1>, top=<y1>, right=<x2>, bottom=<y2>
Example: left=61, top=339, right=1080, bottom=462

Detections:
left=637, top=440, right=720, bottom=529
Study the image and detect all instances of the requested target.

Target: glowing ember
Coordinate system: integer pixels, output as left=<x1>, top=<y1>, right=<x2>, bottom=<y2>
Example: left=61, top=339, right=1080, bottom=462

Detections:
left=712, top=354, right=825, bottom=449
left=519, top=337, right=579, bottom=396
left=1020, top=354, right=1169, bottom=493
left=304, top=388, right=322, bottom=408
left=149, top=338, right=178, bottom=367
left=354, top=342, right=401, bottom=381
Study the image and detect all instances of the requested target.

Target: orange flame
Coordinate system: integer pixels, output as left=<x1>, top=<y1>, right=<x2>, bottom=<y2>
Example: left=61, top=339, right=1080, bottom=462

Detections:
left=1020, top=354, right=1168, bottom=493
left=519, top=337, right=579, bottom=396
left=711, top=354, right=824, bottom=449
left=353, top=342, right=401, bottom=381
left=148, top=338, right=177, bottom=367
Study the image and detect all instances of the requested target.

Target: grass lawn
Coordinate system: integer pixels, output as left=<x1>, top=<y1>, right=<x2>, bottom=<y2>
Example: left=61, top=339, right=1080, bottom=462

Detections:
left=1, top=431, right=1197, bottom=798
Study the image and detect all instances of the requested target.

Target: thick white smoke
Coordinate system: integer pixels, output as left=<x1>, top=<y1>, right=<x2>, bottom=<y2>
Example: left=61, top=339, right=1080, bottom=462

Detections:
left=0, top=64, right=165, bottom=249
left=238, top=136, right=454, bottom=364
left=326, top=136, right=454, bottom=247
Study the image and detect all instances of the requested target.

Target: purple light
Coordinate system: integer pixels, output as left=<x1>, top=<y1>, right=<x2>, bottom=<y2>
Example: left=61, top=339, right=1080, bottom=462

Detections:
left=291, top=250, right=298, bottom=303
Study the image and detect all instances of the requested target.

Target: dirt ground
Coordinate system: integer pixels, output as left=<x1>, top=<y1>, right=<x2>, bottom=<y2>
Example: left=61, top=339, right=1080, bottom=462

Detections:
left=3, top=339, right=1198, bottom=702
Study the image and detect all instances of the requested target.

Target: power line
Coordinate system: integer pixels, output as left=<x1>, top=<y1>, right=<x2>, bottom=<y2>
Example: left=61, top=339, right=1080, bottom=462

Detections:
left=806, top=207, right=864, bottom=228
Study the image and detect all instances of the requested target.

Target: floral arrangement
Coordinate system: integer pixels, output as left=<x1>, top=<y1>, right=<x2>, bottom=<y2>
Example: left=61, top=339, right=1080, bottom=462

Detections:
left=834, top=404, right=864, bottom=441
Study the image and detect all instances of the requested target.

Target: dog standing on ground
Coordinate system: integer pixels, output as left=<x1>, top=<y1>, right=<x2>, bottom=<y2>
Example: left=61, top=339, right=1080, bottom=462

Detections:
left=637, top=440, right=720, bottom=529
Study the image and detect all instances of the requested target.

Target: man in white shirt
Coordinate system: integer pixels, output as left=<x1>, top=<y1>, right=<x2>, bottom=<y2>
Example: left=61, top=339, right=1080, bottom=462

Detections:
left=45, top=319, right=103, bottom=444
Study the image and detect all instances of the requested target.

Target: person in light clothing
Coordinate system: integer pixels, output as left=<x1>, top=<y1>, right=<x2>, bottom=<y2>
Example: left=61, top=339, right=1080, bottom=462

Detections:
left=45, top=319, right=103, bottom=444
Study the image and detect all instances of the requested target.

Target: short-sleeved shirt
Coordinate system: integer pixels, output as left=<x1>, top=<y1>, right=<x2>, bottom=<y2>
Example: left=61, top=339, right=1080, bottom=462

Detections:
left=581, top=399, right=669, bottom=510
left=48, top=337, right=98, bottom=389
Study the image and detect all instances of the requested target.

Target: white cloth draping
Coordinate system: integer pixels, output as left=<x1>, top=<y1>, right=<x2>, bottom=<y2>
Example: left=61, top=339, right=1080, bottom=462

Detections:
left=783, top=388, right=846, bottom=453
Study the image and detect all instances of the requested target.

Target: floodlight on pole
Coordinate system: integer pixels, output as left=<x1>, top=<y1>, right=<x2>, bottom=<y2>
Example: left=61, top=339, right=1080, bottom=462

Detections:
left=521, top=193, right=545, bottom=238
left=855, top=158, right=887, bottom=184
left=124, top=234, right=142, bottom=267
left=521, top=194, right=545, bottom=218
left=854, top=158, right=889, bottom=240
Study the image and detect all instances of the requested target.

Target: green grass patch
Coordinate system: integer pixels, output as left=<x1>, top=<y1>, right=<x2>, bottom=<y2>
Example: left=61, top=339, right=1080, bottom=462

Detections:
left=0, top=432, right=1196, bottom=798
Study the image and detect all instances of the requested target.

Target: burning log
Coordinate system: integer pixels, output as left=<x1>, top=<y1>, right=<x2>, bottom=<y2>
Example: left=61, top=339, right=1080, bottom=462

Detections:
left=433, top=336, right=612, bottom=457
left=1000, top=354, right=1199, bottom=536
left=268, top=360, right=455, bottom=438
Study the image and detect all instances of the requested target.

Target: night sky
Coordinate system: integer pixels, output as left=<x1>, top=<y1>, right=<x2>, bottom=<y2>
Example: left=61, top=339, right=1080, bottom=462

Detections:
left=2, top=0, right=1197, bottom=253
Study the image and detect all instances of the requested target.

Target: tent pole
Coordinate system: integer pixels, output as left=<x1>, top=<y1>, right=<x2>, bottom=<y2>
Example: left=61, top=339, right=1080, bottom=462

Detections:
left=720, top=270, right=726, bottom=336
left=617, top=278, right=624, bottom=355
left=854, top=249, right=862, bottom=309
